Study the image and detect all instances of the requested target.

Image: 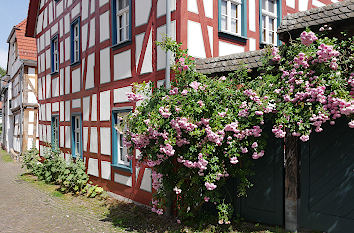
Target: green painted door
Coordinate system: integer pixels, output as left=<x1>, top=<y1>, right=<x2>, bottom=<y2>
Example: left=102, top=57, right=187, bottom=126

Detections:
left=239, top=129, right=284, bottom=226
left=300, top=119, right=354, bottom=233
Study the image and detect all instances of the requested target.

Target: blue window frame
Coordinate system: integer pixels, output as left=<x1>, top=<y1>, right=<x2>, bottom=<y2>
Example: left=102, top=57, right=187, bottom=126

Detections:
left=112, top=108, right=132, bottom=172
left=112, top=0, right=132, bottom=46
left=70, top=17, right=81, bottom=64
left=51, top=116, right=59, bottom=148
left=259, top=0, right=282, bottom=46
left=51, top=35, right=59, bottom=74
left=71, top=115, right=82, bottom=159
left=218, top=0, right=247, bottom=40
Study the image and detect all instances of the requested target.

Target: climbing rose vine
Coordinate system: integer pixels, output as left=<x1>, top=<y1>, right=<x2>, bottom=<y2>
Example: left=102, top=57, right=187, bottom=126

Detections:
left=124, top=30, right=354, bottom=225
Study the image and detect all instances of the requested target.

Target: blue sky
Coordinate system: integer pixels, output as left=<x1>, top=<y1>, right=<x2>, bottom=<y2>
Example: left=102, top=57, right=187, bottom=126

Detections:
left=0, top=0, right=30, bottom=69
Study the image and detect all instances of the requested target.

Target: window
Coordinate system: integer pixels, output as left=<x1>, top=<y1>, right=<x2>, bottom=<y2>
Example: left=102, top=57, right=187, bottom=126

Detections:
left=112, top=0, right=130, bottom=45
left=261, top=0, right=277, bottom=45
left=70, top=18, right=80, bottom=64
left=51, top=116, right=59, bottom=148
left=220, top=0, right=242, bottom=35
left=71, top=115, right=82, bottom=158
left=112, top=109, right=131, bottom=170
left=51, top=36, right=59, bottom=73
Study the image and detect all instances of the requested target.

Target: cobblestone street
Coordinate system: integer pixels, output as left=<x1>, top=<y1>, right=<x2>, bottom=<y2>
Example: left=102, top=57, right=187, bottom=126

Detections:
left=0, top=155, right=120, bottom=233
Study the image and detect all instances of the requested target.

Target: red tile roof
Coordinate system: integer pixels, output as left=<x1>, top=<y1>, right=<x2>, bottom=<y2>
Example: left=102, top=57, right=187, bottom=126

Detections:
left=15, top=19, right=37, bottom=62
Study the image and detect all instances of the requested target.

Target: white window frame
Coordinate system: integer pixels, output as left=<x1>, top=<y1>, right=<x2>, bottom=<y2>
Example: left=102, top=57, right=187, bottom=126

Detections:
left=220, top=0, right=242, bottom=36
left=116, top=0, right=130, bottom=44
left=73, top=116, right=81, bottom=158
left=73, top=23, right=80, bottom=63
left=114, top=111, right=130, bottom=167
left=261, top=0, right=277, bottom=45
left=52, top=37, right=59, bottom=73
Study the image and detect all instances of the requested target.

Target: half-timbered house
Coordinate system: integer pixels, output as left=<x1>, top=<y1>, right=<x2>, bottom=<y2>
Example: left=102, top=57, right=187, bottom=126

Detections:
left=25, top=0, right=340, bottom=205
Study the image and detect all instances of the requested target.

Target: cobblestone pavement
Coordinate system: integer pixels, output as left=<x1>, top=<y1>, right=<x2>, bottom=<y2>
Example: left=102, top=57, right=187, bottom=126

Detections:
left=0, top=155, right=121, bottom=233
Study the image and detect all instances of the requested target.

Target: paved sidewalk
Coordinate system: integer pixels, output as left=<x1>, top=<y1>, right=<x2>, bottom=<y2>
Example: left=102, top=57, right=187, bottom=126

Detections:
left=0, top=154, right=120, bottom=233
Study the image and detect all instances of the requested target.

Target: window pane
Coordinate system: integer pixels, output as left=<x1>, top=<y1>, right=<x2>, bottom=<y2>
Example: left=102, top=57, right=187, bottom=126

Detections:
left=221, top=0, right=227, bottom=14
left=221, top=16, right=227, bottom=30
left=262, top=16, right=266, bottom=29
left=231, top=19, right=237, bottom=33
left=269, top=18, right=274, bottom=30
left=231, top=3, right=237, bottom=18
left=262, top=0, right=267, bottom=10
left=118, top=0, right=123, bottom=10
left=269, top=0, right=275, bottom=13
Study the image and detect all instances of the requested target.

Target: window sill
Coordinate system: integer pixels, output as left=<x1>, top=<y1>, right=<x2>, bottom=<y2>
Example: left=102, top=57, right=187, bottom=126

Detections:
left=111, top=163, right=132, bottom=173
left=50, top=71, right=59, bottom=77
left=112, top=40, right=132, bottom=51
left=70, top=60, right=81, bottom=68
left=218, top=31, right=248, bottom=43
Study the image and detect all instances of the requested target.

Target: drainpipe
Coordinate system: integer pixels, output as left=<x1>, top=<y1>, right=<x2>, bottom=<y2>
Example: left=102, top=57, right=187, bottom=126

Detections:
left=165, top=0, right=172, bottom=90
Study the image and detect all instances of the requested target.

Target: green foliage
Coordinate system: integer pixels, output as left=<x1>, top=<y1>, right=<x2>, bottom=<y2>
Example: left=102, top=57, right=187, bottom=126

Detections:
left=22, top=146, right=103, bottom=197
left=126, top=30, right=354, bottom=225
left=0, top=67, right=6, bottom=77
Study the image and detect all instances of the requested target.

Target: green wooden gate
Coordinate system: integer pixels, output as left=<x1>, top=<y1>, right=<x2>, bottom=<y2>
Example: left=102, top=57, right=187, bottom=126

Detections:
left=239, top=131, right=284, bottom=226
left=300, top=119, right=354, bottom=232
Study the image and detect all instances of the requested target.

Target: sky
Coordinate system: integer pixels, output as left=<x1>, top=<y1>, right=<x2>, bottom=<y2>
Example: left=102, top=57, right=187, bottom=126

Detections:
left=0, top=0, right=30, bottom=69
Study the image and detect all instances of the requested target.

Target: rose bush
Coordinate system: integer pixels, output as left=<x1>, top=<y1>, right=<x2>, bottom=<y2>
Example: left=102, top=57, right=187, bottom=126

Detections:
left=124, top=30, right=354, bottom=225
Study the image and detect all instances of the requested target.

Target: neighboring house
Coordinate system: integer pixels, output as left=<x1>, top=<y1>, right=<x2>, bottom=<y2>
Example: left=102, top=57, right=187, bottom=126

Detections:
left=25, top=0, right=339, bottom=205
left=1, top=19, right=39, bottom=157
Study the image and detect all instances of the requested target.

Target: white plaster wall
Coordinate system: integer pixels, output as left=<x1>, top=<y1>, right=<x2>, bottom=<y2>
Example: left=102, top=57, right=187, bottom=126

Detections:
left=65, top=66, right=70, bottom=94
left=29, top=111, right=35, bottom=123
left=203, top=0, right=213, bottom=18
left=72, top=98, right=81, bottom=108
left=140, top=168, right=152, bottom=192
left=286, top=0, right=296, bottom=8
left=65, top=126, right=71, bottom=148
left=46, top=103, right=51, bottom=121
left=52, top=77, right=59, bottom=97
left=188, top=0, right=199, bottom=14
left=60, top=41, right=64, bottom=64
left=51, top=22, right=58, bottom=36
left=87, top=158, right=99, bottom=177
left=135, top=0, right=151, bottom=27
left=312, top=0, right=325, bottom=7
left=101, top=161, right=111, bottom=180
left=83, top=96, right=90, bottom=121
left=57, top=0, right=63, bottom=17
left=83, top=127, right=88, bottom=151
left=45, top=49, right=50, bottom=70
left=72, top=67, right=81, bottom=93
left=299, top=0, right=309, bottom=11
left=187, top=21, right=206, bottom=58
left=28, top=124, right=34, bottom=136
left=46, top=75, right=51, bottom=99
left=100, top=128, right=111, bottom=155
left=82, top=0, right=89, bottom=20
left=65, top=100, right=70, bottom=121
left=65, top=37, right=70, bottom=61
left=219, top=41, right=245, bottom=56
left=60, top=68, right=64, bottom=95
left=71, top=2, right=81, bottom=19
left=114, top=173, right=132, bottom=187
left=114, top=86, right=132, bottom=103
left=141, top=30, right=153, bottom=74
left=86, top=53, right=95, bottom=89
left=90, top=127, right=98, bottom=153
left=157, top=0, right=176, bottom=18
left=207, top=26, right=213, bottom=56
left=48, top=2, right=53, bottom=24
left=100, top=11, right=110, bottom=42
left=100, top=91, right=111, bottom=121
left=249, top=0, right=256, bottom=32
left=100, top=48, right=111, bottom=84
left=249, top=38, right=256, bottom=51
left=89, top=18, right=95, bottom=48
left=82, top=23, right=88, bottom=52
left=99, top=0, right=109, bottom=7
left=114, top=50, right=131, bottom=80
left=52, top=102, right=59, bottom=112
left=60, top=101, right=64, bottom=122
left=60, top=126, right=64, bottom=147
left=91, top=94, right=97, bottom=121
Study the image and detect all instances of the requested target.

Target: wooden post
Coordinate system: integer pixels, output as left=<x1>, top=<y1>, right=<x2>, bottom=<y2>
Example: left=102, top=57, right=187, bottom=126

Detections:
left=284, top=132, right=299, bottom=231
